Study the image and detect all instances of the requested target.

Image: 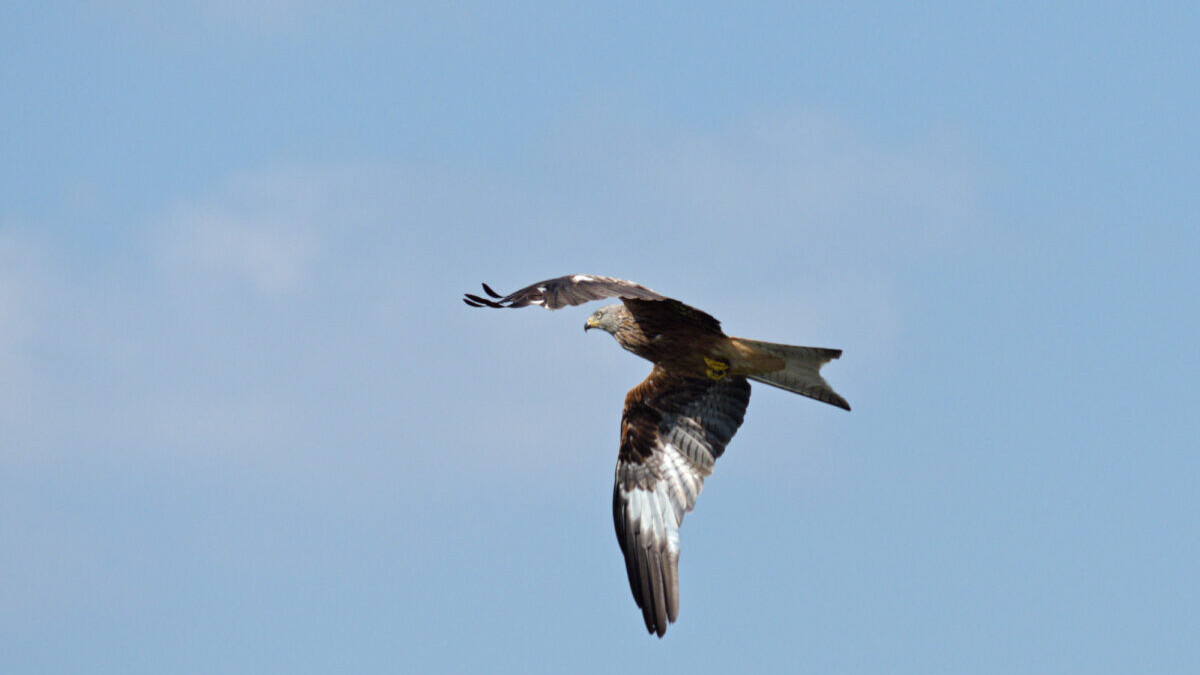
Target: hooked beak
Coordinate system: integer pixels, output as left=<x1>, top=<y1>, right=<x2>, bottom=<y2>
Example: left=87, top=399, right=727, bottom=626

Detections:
left=585, top=316, right=600, bottom=332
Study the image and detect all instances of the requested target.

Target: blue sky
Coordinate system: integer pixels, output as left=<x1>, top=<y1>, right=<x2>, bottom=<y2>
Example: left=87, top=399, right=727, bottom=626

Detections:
left=2, top=3, right=1197, bottom=673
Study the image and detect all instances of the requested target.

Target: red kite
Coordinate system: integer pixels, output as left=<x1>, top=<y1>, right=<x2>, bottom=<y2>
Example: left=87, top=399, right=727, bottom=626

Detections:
left=465, top=274, right=849, bottom=636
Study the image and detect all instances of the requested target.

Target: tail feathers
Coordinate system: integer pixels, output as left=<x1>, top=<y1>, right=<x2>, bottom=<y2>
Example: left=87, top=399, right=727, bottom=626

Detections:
left=736, top=338, right=851, bottom=411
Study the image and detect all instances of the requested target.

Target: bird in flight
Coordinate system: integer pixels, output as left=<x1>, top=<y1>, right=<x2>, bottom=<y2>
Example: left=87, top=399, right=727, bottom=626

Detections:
left=464, top=274, right=849, bottom=637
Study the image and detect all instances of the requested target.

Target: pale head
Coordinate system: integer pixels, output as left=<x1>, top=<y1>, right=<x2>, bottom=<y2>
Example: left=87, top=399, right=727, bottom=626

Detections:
left=584, top=304, right=627, bottom=334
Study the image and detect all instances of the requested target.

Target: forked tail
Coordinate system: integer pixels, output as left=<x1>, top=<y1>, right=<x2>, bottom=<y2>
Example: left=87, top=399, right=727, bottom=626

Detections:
left=734, top=338, right=851, bottom=411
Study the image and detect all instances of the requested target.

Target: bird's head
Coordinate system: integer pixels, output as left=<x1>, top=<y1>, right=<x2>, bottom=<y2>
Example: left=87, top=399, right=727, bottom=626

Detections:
left=585, top=304, right=625, bottom=335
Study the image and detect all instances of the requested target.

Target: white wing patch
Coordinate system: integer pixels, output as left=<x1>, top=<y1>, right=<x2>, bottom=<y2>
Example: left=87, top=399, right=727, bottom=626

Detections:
left=620, top=483, right=681, bottom=554
left=618, top=440, right=709, bottom=568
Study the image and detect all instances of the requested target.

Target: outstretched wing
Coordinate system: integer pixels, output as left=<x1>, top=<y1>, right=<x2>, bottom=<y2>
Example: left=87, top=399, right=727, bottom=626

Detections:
left=464, top=274, right=725, bottom=335
left=613, top=366, right=751, bottom=637
left=463, top=274, right=666, bottom=309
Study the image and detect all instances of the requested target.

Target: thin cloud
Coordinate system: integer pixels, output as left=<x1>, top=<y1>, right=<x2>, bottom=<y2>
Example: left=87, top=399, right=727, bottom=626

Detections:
left=162, top=214, right=318, bottom=296
left=156, top=166, right=347, bottom=296
left=6, top=108, right=988, bottom=482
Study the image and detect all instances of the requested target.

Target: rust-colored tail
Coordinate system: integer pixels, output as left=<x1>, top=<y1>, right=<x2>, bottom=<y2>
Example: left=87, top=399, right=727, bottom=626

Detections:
left=733, top=338, right=850, bottom=411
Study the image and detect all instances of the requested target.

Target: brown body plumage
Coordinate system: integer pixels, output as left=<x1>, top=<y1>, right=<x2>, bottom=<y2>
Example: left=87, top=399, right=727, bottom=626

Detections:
left=599, top=301, right=785, bottom=380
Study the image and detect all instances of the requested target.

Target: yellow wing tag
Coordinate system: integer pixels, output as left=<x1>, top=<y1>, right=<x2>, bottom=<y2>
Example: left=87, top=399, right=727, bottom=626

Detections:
left=704, top=357, right=730, bottom=381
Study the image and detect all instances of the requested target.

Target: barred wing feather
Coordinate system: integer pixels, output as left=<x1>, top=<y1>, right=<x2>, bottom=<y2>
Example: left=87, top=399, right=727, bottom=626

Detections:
left=613, top=367, right=751, bottom=637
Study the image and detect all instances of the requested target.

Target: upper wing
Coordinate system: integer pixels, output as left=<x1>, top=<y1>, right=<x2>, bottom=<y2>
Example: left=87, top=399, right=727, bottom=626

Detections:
left=463, top=274, right=666, bottom=309
left=464, top=274, right=725, bottom=334
left=613, top=366, right=751, bottom=637
left=621, top=298, right=724, bottom=336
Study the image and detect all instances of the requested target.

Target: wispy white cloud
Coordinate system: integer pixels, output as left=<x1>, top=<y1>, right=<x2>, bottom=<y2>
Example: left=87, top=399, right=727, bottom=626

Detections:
left=162, top=212, right=318, bottom=296
left=5, top=108, right=989, bottom=482
left=154, top=164, right=389, bottom=296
